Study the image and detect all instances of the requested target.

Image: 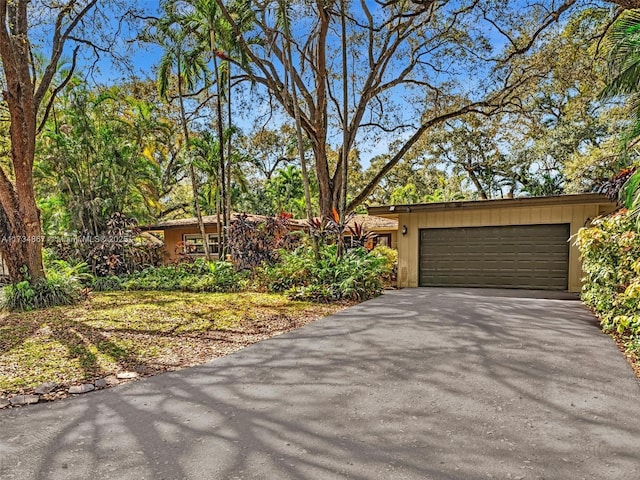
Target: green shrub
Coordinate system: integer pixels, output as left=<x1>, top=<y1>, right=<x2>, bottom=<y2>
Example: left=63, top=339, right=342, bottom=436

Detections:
left=1, top=261, right=91, bottom=312
left=2, top=281, right=35, bottom=311
left=258, top=244, right=389, bottom=302
left=91, top=275, right=124, bottom=291
left=370, top=245, right=398, bottom=287
left=576, top=209, right=640, bottom=347
left=122, top=260, right=244, bottom=293
left=257, top=246, right=315, bottom=292
left=179, top=261, right=244, bottom=293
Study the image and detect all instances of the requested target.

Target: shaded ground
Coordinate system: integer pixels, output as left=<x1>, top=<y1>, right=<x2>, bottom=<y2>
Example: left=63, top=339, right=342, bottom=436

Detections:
left=0, top=288, right=638, bottom=479
left=0, top=291, right=345, bottom=399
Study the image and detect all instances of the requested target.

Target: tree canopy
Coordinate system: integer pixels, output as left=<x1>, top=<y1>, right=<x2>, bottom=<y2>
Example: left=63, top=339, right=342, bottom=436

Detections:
left=1, top=0, right=640, bottom=283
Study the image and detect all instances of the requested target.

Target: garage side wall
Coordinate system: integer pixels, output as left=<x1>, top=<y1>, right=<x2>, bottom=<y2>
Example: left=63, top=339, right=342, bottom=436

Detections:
left=396, top=203, right=614, bottom=292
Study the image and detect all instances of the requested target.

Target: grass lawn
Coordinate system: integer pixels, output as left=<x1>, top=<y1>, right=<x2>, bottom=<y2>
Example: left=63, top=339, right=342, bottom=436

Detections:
left=0, top=291, right=346, bottom=398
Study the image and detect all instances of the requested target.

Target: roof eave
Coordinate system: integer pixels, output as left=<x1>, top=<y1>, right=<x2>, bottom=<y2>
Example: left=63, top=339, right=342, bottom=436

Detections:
left=367, top=193, right=616, bottom=218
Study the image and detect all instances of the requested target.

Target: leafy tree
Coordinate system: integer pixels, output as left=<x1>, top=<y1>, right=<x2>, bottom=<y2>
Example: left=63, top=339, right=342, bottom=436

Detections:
left=0, top=0, right=101, bottom=283
left=213, top=0, right=604, bottom=218
left=265, top=165, right=306, bottom=217
left=36, top=81, right=183, bottom=235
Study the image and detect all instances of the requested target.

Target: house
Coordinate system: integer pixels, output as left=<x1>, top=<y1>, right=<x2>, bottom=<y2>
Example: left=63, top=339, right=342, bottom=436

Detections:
left=344, top=214, right=398, bottom=249
left=142, top=213, right=398, bottom=263
left=141, top=214, right=309, bottom=263
left=367, top=193, right=617, bottom=293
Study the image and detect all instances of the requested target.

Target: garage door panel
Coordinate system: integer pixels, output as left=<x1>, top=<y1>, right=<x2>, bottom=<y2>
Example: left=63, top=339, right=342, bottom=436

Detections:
left=419, top=224, right=570, bottom=290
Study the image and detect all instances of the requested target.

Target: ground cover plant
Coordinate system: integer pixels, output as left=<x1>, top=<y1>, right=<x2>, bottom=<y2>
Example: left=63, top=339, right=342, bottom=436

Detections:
left=0, top=291, right=346, bottom=398
left=120, top=259, right=246, bottom=293
left=576, top=208, right=640, bottom=375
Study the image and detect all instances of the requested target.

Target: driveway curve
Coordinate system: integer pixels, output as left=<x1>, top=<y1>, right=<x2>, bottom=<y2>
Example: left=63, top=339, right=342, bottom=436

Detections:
left=1, top=288, right=639, bottom=480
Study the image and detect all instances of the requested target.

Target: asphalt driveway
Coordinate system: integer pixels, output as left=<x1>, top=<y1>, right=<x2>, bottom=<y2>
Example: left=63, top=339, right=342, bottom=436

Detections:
left=1, top=288, right=639, bottom=480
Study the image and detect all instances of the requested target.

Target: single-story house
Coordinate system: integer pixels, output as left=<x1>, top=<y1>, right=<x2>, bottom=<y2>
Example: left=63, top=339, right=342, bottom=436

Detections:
left=367, top=193, right=617, bottom=293
left=142, top=213, right=398, bottom=263
left=344, top=214, right=398, bottom=250
left=140, top=214, right=302, bottom=263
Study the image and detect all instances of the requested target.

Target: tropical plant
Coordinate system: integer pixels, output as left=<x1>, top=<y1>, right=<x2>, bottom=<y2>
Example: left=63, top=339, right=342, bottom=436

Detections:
left=601, top=10, right=640, bottom=224
left=575, top=209, right=640, bottom=353
left=122, top=259, right=245, bottom=293
left=370, top=245, right=398, bottom=287
left=261, top=243, right=389, bottom=302
left=1, top=262, right=90, bottom=312
left=46, top=213, right=163, bottom=277
left=37, top=82, right=181, bottom=235
left=227, top=213, right=299, bottom=270
left=621, top=169, right=640, bottom=222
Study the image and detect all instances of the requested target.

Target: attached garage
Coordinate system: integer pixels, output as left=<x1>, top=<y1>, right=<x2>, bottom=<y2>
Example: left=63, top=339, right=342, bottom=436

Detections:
left=368, top=194, right=617, bottom=293
left=419, top=224, right=570, bottom=290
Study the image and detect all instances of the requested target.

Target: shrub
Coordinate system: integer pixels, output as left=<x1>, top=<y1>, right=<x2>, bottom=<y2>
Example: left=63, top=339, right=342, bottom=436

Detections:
left=122, top=259, right=244, bottom=293
left=227, top=213, right=300, bottom=270
left=1, top=262, right=91, bottom=312
left=259, top=244, right=389, bottom=302
left=47, top=212, right=163, bottom=277
left=576, top=209, right=640, bottom=346
left=179, top=261, right=245, bottom=293
left=257, top=246, right=315, bottom=292
left=370, top=246, right=398, bottom=287
left=91, top=275, right=124, bottom=292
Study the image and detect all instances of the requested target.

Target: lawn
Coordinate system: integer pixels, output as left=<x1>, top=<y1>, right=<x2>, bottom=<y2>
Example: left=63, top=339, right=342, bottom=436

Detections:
left=0, top=291, right=346, bottom=398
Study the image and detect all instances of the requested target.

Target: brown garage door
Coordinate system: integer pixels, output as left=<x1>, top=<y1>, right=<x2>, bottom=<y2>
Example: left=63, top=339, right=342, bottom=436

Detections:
left=419, top=224, right=570, bottom=290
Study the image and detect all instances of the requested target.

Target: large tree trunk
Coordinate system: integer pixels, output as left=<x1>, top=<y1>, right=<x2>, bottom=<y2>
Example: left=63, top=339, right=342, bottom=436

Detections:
left=0, top=0, right=44, bottom=282
left=0, top=167, right=45, bottom=282
left=0, top=0, right=96, bottom=284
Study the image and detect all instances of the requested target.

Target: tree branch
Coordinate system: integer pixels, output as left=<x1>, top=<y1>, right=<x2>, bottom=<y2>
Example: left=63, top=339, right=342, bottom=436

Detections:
left=36, top=45, right=80, bottom=135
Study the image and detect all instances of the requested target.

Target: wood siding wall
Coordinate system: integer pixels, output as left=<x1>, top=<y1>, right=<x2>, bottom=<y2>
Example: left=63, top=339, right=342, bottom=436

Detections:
left=395, top=202, right=616, bottom=292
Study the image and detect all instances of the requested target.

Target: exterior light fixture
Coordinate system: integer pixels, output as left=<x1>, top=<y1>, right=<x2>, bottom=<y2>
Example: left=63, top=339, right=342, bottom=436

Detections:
left=402, top=225, right=408, bottom=235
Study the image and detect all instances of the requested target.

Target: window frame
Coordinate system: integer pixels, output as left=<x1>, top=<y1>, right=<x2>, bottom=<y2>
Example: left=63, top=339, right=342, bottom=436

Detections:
left=182, top=233, right=224, bottom=256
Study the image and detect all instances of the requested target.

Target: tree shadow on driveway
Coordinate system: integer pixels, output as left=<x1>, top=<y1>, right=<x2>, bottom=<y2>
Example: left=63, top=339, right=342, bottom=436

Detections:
left=1, top=288, right=639, bottom=480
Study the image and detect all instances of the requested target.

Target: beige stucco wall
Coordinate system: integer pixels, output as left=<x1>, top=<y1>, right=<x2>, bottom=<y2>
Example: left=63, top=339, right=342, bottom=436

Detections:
left=161, top=226, right=221, bottom=263
left=395, top=202, right=616, bottom=292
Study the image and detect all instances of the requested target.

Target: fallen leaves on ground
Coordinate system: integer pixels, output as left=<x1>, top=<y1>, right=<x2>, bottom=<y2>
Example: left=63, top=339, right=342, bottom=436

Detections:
left=0, top=291, right=349, bottom=398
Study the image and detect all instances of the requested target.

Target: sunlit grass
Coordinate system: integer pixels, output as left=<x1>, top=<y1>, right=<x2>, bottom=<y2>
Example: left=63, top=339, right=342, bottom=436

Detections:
left=0, top=291, right=343, bottom=394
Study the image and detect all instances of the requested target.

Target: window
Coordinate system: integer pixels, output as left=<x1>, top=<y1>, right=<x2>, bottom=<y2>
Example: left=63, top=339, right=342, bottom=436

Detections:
left=343, top=235, right=357, bottom=248
left=183, top=234, right=223, bottom=256
left=374, top=234, right=392, bottom=248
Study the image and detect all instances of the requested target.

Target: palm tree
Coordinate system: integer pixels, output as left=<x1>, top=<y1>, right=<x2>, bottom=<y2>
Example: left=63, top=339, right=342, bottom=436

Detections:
left=602, top=9, right=640, bottom=223
left=184, top=0, right=255, bottom=256
left=148, top=5, right=212, bottom=259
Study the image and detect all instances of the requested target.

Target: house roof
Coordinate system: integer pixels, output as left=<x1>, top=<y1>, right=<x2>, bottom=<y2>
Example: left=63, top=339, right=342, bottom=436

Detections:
left=367, top=193, right=616, bottom=218
left=142, top=212, right=398, bottom=232
left=141, top=213, right=308, bottom=231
